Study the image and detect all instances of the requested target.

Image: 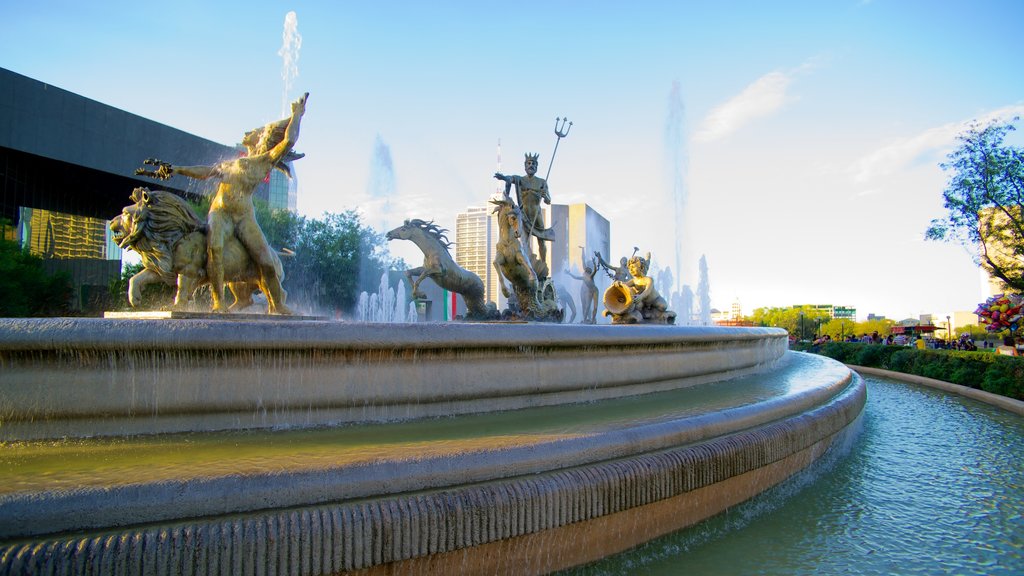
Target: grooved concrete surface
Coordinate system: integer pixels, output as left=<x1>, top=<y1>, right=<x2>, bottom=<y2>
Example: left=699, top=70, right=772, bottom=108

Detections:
left=0, top=320, right=861, bottom=575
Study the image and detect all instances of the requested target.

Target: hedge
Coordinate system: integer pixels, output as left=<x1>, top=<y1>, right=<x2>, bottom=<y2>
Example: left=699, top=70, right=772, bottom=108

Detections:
left=792, top=342, right=1024, bottom=401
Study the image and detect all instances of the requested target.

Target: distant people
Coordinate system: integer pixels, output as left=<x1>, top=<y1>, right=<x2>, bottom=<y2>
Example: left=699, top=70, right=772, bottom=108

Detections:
left=885, top=335, right=894, bottom=345
left=960, top=335, right=977, bottom=352
left=915, top=336, right=927, bottom=350
left=997, top=336, right=1018, bottom=356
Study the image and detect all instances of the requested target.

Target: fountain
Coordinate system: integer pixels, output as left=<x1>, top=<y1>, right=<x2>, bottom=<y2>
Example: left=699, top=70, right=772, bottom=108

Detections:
left=0, top=319, right=863, bottom=574
left=355, top=272, right=417, bottom=323
left=0, top=89, right=865, bottom=576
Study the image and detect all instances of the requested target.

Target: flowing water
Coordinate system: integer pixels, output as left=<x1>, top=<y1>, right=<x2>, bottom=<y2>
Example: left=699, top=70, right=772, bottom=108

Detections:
left=0, top=354, right=834, bottom=496
left=562, top=376, right=1024, bottom=575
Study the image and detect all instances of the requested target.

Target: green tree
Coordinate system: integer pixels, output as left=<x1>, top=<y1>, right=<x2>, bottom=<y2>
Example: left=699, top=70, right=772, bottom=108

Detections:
left=251, top=204, right=403, bottom=314
left=0, top=238, right=72, bottom=316
left=750, top=305, right=830, bottom=339
left=926, top=118, right=1024, bottom=293
left=123, top=195, right=403, bottom=315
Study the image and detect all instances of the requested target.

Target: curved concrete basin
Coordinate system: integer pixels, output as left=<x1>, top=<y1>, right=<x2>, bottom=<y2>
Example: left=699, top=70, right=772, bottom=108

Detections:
left=0, top=319, right=862, bottom=575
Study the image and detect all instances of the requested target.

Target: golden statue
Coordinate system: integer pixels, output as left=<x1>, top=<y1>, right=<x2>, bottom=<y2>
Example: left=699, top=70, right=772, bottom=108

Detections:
left=603, top=251, right=676, bottom=324
left=136, top=93, right=308, bottom=314
left=110, top=188, right=283, bottom=312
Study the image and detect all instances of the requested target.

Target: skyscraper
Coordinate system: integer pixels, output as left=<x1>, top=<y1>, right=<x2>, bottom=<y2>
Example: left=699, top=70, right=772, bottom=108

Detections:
left=455, top=206, right=503, bottom=307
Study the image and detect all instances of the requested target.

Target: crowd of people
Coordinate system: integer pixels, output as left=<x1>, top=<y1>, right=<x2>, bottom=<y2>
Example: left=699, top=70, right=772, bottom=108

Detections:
left=808, top=330, right=991, bottom=352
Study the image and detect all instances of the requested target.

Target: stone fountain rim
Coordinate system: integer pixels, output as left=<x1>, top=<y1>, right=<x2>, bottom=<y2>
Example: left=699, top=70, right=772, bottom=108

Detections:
left=0, top=317, right=787, bottom=351
left=0, top=353, right=853, bottom=541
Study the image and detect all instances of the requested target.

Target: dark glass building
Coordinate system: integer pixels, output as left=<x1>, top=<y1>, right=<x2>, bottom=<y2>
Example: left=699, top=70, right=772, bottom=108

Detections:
left=0, top=67, right=297, bottom=311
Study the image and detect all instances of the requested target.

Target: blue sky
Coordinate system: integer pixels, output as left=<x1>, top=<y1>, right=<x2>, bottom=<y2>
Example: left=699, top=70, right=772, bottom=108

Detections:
left=3, top=1, right=1023, bottom=321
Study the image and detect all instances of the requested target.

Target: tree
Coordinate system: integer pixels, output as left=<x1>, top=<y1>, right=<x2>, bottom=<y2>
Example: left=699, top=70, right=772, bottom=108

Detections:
left=0, top=238, right=72, bottom=316
left=252, top=204, right=404, bottom=315
left=926, top=118, right=1024, bottom=293
left=750, top=305, right=830, bottom=339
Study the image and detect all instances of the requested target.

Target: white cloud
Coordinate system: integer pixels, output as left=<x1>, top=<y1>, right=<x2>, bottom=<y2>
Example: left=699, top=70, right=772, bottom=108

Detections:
left=851, top=104, right=1024, bottom=183
left=692, top=58, right=825, bottom=143
left=693, top=71, right=792, bottom=142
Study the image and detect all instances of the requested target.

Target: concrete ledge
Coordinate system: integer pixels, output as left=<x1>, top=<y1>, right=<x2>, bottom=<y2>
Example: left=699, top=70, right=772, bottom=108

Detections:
left=848, top=364, right=1024, bottom=416
left=0, top=371, right=865, bottom=575
left=0, top=319, right=788, bottom=440
left=0, top=355, right=853, bottom=540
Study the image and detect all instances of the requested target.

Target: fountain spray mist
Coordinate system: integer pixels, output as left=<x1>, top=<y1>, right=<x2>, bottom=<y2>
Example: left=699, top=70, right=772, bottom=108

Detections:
left=367, top=135, right=396, bottom=232
left=698, top=255, right=711, bottom=326
left=278, top=11, right=302, bottom=117
left=664, top=81, right=689, bottom=295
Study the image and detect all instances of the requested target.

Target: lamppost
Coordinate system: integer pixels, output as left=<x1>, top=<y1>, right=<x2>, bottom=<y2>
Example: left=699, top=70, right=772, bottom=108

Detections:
left=947, top=315, right=952, bottom=345
left=799, top=311, right=804, bottom=341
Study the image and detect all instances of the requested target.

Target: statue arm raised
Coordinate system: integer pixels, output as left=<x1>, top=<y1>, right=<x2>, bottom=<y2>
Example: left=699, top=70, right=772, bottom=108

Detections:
left=266, top=92, right=308, bottom=165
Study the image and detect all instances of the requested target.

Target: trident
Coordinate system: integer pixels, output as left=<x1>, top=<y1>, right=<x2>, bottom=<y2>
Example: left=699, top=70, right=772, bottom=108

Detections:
left=544, top=117, right=572, bottom=182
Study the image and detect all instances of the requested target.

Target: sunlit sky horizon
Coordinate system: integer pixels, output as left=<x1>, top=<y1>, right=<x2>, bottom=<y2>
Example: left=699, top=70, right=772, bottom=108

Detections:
left=4, top=1, right=1023, bottom=322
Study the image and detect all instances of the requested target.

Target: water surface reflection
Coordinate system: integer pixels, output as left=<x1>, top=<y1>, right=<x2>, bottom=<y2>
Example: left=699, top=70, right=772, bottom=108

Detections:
left=565, top=376, right=1024, bottom=575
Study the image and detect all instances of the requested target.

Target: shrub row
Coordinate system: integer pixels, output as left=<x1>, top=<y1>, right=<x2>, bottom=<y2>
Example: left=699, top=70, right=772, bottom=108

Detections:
left=793, top=342, right=1024, bottom=401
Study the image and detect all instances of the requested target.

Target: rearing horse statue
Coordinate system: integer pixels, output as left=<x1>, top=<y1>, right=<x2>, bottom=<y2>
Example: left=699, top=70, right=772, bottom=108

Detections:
left=386, top=219, right=495, bottom=320
left=490, top=195, right=561, bottom=321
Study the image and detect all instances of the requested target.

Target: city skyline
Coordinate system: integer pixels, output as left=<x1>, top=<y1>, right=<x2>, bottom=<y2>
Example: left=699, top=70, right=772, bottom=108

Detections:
left=3, top=1, right=1023, bottom=321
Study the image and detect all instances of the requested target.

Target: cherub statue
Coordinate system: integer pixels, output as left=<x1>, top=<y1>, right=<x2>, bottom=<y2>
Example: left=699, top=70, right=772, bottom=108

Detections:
left=603, top=251, right=676, bottom=325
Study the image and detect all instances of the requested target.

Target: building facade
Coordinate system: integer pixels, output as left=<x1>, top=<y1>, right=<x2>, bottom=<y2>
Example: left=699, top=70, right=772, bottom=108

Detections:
left=0, top=67, right=297, bottom=311
left=455, top=206, right=503, bottom=308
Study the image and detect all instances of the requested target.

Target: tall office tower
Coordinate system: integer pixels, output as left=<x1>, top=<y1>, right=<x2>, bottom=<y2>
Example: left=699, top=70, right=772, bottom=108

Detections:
left=545, top=203, right=611, bottom=278
left=545, top=203, right=611, bottom=323
left=455, top=206, right=503, bottom=307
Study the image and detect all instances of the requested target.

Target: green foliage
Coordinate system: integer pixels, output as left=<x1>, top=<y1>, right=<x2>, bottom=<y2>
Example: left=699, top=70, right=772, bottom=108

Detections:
left=117, top=197, right=403, bottom=315
left=750, top=305, right=831, bottom=338
left=982, top=359, right=1024, bottom=399
left=0, top=238, right=72, bottom=317
left=801, top=341, right=1024, bottom=400
left=750, top=306, right=898, bottom=341
left=251, top=203, right=403, bottom=314
left=926, top=118, right=1024, bottom=293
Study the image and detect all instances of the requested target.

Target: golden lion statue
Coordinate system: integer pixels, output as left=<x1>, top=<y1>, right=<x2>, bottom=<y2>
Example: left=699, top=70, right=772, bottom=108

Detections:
left=109, top=187, right=285, bottom=312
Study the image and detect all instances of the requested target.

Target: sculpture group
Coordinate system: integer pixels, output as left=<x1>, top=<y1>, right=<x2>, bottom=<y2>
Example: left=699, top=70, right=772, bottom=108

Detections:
left=114, top=97, right=674, bottom=324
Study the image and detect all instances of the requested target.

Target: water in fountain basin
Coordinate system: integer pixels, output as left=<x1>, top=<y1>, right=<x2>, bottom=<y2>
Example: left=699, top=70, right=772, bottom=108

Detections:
left=561, top=375, right=1024, bottom=575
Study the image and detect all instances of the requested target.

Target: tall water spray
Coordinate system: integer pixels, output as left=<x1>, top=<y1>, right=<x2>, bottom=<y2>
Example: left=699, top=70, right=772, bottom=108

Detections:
left=698, top=255, right=712, bottom=326
left=278, top=12, right=302, bottom=118
left=356, top=273, right=417, bottom=323
left=367, top=135, right=396, bottom=233
left=664, top=81, right=690, bottom=296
